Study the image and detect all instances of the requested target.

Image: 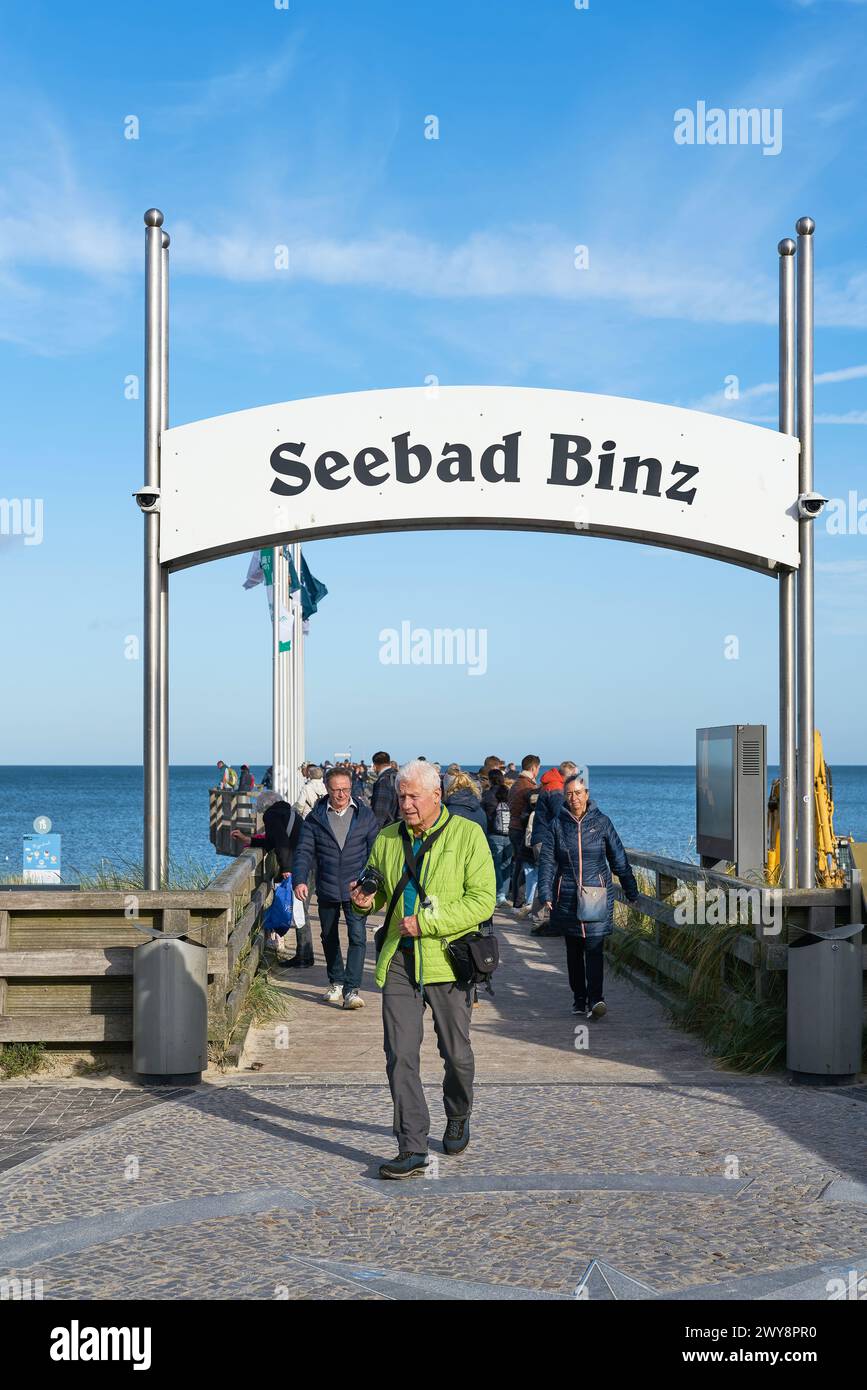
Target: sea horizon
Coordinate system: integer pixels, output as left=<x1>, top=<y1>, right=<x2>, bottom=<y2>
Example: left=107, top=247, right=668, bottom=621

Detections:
left=3, top=763, right=867, bottom=884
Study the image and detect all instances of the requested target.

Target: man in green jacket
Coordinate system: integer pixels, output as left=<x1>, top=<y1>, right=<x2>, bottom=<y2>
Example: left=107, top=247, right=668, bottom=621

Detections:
left=350, top=758, right=496, bottom=1179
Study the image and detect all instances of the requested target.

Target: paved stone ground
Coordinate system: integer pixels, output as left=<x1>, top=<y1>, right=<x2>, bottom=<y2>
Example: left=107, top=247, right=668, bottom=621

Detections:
left=0, top=1087, right=184, bottom=1173
left=0, top=906, right=865, bottom=1300
left=243, top=906, right=739, bottom=1083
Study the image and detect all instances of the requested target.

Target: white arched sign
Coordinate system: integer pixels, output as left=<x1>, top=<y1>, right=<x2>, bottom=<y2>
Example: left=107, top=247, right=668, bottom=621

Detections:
left=138, top=210, right=817, bottom=895
left=159, top=386, right=799, bottom=574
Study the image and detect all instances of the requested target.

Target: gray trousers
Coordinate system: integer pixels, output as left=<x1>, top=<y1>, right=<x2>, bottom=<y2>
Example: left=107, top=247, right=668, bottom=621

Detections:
left=382, top=946, right=474, bottom=1154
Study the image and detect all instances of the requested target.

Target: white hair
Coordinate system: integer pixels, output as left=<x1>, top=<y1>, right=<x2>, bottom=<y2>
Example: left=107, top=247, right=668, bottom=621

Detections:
left=396, top=758, right=441, bottom=793
left=256, top=790, right=282, bottom=812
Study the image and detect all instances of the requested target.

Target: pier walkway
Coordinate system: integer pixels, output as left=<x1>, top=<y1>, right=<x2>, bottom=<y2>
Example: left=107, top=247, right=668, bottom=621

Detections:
left=1, top=905, right=865, bottom=1300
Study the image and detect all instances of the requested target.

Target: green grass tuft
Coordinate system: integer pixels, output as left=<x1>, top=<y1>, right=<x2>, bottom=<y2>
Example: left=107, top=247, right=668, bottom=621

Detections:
left=0, top=1042, right=47, bottom=1080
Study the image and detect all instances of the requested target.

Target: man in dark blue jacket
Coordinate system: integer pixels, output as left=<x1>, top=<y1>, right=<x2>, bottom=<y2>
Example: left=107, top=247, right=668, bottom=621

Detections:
left=293, top=766, right=380, bottom=1009
left=370, top=751, right=400, bottom=826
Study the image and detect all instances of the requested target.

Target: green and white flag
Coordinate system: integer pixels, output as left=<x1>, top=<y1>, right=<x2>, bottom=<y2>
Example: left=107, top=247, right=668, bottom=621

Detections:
left=244, top=549, right=292, bottom=651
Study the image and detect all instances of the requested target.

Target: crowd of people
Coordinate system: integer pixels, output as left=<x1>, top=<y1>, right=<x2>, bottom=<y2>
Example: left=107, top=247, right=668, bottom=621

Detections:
left=229, top=749, right=639, bottom=1179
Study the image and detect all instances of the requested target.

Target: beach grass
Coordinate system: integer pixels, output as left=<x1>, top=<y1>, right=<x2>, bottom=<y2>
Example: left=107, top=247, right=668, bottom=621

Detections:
left=0, top=1042, right=47, bottom=1080
left=0, top=858, right=218, bottom=891
left=610, top=878, right=788, bottom=1072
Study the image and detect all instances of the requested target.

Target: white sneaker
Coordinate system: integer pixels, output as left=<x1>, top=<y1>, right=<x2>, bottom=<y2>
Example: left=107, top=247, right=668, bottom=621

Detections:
left=325, top=984, right=343, bottom=1004
left=343, top=991, right=365, bottom=1010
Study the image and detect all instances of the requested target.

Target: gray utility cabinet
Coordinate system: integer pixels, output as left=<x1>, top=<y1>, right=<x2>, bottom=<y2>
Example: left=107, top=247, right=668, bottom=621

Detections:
left=787, top=923, right=863, bottom=1080
left=133, top=936, right=208, bottom=1083
left=696, top=724, right=766, bottom=878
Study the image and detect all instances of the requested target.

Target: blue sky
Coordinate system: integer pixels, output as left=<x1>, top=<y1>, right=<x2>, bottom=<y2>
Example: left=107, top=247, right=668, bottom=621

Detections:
left=1, top=0, right=866, bottom=766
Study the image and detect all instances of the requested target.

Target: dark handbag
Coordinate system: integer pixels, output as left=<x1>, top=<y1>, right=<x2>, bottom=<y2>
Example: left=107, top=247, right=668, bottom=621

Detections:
left=445, top=923, right=500, bottom=995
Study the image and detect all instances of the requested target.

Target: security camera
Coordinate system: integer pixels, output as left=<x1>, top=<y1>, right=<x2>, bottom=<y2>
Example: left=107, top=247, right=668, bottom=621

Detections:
left=133, top=487, right=161, bottom=513
left=797, top=492, right=827, bottom=520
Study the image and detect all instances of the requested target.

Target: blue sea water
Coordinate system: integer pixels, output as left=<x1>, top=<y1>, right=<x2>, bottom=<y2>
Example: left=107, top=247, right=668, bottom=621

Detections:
left=1, top=764, right=866, bottom=884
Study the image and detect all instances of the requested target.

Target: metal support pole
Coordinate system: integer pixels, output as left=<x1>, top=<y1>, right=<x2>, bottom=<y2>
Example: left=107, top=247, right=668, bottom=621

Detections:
left=143, top=209, right=164, bottom=890
left=158, top=231, right=170, bottom=886
left=796, top=217, right=816, bottom=889
left=778, top=239, right=797, bottom=889
left=280, top=547, right=287, bottom=800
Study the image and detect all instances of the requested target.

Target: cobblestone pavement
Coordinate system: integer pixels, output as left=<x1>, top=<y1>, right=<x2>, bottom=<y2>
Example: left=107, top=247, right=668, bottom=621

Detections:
left=0, top=1078, right=865, bottom=1300
left=0, top=1087, right=185, bottom=1173
left=0, top=911, right=865, bottom=1300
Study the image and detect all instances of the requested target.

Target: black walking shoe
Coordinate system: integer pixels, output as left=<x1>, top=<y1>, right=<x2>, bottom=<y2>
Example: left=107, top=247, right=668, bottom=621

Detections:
left=442, top=1117, right=470, bottom=1155
left=279, top=954, right=314, bottom=969
left=378, top=1152, right=429, bottom=1180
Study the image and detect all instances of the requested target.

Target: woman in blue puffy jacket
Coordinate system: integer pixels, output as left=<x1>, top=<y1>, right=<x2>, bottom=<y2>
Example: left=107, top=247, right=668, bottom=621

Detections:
left=538, top=775, right=640, bottom=1020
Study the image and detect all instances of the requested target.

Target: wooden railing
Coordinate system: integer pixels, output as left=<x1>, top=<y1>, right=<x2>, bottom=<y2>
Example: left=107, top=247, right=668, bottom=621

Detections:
left=0, top=849, right=273, bottom=1055
left=611, top=849, right=865, bottom=1017
left=209, top=788, right=256, bottom=857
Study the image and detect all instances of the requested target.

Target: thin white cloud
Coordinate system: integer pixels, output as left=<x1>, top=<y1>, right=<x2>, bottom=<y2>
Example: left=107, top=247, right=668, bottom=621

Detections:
left=691, top=365, right=867, bottom=420
left=163, top=223, right=867, bottom=332
left=2, top=35, right=867, bottom=354
left=814, top=411, right=867, bottom=424
left=150, top=44, right=301, bottom=128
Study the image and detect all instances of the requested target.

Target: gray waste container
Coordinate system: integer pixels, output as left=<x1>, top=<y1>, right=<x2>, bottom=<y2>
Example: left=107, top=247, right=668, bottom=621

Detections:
left=787, top=923, right=863, bottom=1082
left=133, top=936, right=208, bottom=1084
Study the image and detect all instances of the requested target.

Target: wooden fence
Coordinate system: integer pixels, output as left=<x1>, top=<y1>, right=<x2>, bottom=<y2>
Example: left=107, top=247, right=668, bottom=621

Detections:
left=209, top=788, right=256, bottom=857
left=611, top=849, right=865, bottom=1018
left=3, top=835, right=863, bottom=1056
left=0, top=849, right=273, bottom=1056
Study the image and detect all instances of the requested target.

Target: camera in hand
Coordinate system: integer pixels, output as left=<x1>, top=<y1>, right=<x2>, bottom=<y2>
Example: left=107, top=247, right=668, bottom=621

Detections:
left=355, top=865, right=385, bottom=897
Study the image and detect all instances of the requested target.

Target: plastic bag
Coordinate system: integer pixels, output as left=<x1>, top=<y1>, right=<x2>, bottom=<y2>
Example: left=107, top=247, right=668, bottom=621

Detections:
left=264, top=875, right=294, bottom=936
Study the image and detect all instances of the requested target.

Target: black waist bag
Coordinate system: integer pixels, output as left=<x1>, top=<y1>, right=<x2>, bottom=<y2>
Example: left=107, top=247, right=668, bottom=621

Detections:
left=446, top=930, right=500, bottom=995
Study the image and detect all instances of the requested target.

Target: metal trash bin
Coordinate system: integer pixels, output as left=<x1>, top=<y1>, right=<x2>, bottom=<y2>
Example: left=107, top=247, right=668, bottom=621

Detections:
left=133, top=936, right=208, bottom=1084
left=787, top=923, right=863, bottom=1083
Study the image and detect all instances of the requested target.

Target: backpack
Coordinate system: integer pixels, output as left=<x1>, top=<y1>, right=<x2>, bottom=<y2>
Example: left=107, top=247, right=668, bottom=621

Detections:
left=493, top=801, right=511, bottom=836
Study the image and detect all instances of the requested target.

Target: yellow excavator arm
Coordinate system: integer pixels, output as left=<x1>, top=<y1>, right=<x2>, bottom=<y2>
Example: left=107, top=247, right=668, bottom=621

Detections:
left=767, top=729, right=846, bottom=888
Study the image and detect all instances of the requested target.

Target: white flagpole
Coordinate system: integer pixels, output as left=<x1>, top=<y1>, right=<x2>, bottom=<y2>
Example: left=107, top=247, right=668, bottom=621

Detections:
left=287, top=547, right=297, bottom=800
left=271, top=545, right=281, bottom=797
left=296, top=544, right=305, bottom=780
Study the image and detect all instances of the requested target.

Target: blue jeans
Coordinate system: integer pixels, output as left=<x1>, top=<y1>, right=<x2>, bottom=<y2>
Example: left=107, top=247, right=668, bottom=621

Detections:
left=488, top=834, right=514, bottom=902
left=523, top=864, right=539, bottom=907
left=318, top=900, right=367, bottom=995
